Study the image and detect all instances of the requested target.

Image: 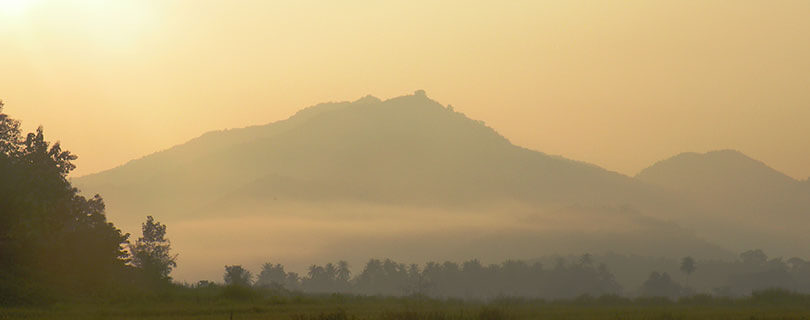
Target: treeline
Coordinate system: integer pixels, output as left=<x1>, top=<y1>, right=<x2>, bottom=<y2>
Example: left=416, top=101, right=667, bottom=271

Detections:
left=210, top=250, right=810, bottom=300
left=225, top=256, right=621, bottom=299
left=603, top=250, right=810, bottom=298
left=697, top=250, right=810, bottom=297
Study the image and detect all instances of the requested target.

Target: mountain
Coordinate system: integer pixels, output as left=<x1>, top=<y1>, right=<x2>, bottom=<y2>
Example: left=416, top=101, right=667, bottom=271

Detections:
left=76, top=91, right=788, bottom=281
left=637, top=150, right=799, bottom=197
left=76, top=91, right=672, bottom=223
left=636, top=150, right=810, bottom=256
left=636, top=149, right=807, bottom=217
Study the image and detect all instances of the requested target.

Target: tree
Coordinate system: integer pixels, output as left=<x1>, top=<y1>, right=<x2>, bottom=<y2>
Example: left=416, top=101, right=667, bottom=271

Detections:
left=129, top=216, right=177, bottom=284
left=1, top=102, right=129, bottom=302
left=0, top=100, right=22, bottom=155
left=336, top=260, right=351, bottom=283
left=680, top=256, right=696, bottom=287
left=224, top=265, right=252, bottom=287
left=284, top=272, right=301, bottom=290
left=256, top=262, right=286, bottom=288
left=335, top=260, right=351, bottom=292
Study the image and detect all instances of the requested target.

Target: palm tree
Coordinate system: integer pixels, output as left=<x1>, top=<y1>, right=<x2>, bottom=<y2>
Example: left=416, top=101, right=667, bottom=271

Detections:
left=680, top=256, right=696, bottom=287
left=337, top=261, right=351, bottom=283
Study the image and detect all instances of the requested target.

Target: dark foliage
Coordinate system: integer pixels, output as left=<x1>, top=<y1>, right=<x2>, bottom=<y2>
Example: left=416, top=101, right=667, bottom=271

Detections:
left=0, top=102, right=129, bottom=304
left=224, top=265, right=253, bottom=287
left=253, top=255, right=622, bottom=299
left=129, top=216, right=178, bottom=286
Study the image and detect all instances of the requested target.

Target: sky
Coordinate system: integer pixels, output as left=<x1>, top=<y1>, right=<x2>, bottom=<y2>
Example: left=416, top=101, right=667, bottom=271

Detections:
left=1, top=0, right=809, bottom=179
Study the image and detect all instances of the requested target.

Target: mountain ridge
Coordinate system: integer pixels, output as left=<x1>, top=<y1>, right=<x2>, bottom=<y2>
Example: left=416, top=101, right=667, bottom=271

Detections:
left=72, top=92, right=810, bottom=268
left=76, top=92, right=657, bottom=217
left=637, top=149, right=799, bottom=186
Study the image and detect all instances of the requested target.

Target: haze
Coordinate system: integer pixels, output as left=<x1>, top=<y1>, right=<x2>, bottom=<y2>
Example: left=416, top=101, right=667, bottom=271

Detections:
left=5, top=0, right=810, bottom=305
left=2, top=0, right=809, bottom=179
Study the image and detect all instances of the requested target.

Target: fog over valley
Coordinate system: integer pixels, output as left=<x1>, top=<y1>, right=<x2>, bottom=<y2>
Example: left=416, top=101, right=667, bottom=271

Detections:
left=3, top=2, right=810, bottom=315
left=71, top=92, right=810, bottom=285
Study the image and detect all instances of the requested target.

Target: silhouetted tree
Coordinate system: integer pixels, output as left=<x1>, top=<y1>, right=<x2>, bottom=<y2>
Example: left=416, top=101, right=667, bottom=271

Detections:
left=404, top=263, right=431, bottom=296
left=337, top=260, right=351, bottom=283
left=129, top=216, right=177, bottom=284
left=303, top=264, right=328, bottom=292
left=300, top=261, right=353, bottom=293
left=680, top=256, right=696, bottom=287
left=284, top=271, right=301, bottom=290
left=224, top=265, right=252, bottom=287
left=256, top=262, right=286, bottom=288
left=354, top=258, right=411, bottom=295
left=0, top=102, right=129, bottom=303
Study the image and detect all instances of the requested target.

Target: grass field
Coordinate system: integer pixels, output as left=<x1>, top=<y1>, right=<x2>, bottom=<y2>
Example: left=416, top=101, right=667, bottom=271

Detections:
left=4, top=294, right=810, bottom=320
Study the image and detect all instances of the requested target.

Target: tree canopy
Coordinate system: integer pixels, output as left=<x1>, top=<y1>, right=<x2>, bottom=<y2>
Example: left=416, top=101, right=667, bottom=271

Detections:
left=129, top=216, right=178, bottom=285
left=0, top=102, right=129, bottom=303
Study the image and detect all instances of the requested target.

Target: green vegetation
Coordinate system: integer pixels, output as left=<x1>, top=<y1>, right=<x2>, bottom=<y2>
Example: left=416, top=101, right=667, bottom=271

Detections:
left=0, top=102, right=176, bottom=304
left=4, top=289, right=810, bottom=319
left=0, top=101, right=130, bottom=304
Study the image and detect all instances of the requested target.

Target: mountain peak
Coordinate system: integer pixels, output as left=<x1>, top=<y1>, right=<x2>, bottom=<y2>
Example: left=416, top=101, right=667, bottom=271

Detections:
left=658, top=149, right=750, bottom=163
left=74, top=91, right=651, bottom=225
left=636, top=149, right=798, bottom=194
left=700, top=149, right=754, bottom=160
left=353, top=95, right=381, bottom=104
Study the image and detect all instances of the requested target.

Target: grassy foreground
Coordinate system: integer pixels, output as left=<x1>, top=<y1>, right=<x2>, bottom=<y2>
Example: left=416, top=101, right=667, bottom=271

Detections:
left=4, top=293, right=810, bottom=320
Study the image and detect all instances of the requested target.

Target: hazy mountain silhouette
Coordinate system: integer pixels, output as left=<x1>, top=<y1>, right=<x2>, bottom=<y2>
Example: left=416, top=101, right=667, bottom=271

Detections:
left=636, top=150, right=810, bottom=256
left=636, top=149, right=809, bottom=218
left=76, top=91, right=669, bottom=221
left=637, top=150, right=800, bottom=197
left=72, top=91, right=808, bottom=281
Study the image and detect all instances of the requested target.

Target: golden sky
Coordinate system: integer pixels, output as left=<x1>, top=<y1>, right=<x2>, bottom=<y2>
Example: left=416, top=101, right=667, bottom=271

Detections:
left=2, top=0, right=809, bottom=179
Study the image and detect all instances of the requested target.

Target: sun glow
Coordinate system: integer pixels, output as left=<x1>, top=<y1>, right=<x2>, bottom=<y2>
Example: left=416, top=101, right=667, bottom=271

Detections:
left=0, top=0, right=37, bottom=17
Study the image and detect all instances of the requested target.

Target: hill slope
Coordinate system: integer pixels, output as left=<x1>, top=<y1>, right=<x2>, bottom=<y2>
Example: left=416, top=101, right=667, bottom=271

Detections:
left=636, top=149, right=807, bottom=217
left=75, top=92, right=775, bottom=281
left=637, top=150, right=799, bottom=196
left=76, top=92, right=668, bottom=223
left=636, top=150, right=810, bottom=256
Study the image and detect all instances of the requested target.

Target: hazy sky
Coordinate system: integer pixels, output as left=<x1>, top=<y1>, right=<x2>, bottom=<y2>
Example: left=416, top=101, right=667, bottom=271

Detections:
left=2, top=0, right=808, bottom=179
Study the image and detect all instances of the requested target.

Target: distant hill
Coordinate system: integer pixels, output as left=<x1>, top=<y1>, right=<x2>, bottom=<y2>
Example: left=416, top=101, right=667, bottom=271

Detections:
left=637, top=150, right=799, bottom=196
left=76, top=91, right=669, bottom=223
left=636, top=149, right=807, bottom=217
left=636, top=150, right=810, bottom=256
left=72, top=92, right=810, bottom=281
